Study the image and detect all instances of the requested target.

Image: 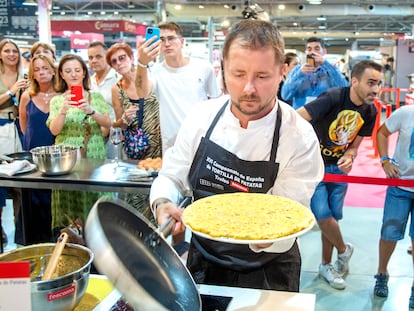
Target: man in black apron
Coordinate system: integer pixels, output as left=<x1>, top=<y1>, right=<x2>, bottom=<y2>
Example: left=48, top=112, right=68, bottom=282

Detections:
left=149, top=19, right=324, bottom=292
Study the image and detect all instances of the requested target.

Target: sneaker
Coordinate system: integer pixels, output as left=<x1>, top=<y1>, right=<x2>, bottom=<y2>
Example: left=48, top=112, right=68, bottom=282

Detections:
left=373, top=274, right=389, bottom=297
left=409, top=287, right=414, bottom=309
left=319, top=263, right=346, bottom=290
left=335, top=243, right=354, bottom=277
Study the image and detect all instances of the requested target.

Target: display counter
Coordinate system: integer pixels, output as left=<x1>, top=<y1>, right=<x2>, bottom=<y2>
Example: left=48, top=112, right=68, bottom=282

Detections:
left=0, top=158, right=153, bottom=245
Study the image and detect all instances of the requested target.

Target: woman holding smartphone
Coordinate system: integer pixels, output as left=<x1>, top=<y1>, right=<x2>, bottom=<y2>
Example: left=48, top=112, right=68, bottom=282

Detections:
left=46, top=53, right=112, bottom=236
left=106, top=42, right=161, bottom=224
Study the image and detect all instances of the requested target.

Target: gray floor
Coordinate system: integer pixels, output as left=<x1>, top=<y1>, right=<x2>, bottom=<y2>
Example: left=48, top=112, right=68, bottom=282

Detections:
left=1, top=201, right=413, bottom=311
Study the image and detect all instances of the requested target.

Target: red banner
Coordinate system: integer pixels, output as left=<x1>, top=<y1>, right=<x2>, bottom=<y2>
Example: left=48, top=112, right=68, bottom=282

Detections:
left=51, top=20, right=147, bottom=36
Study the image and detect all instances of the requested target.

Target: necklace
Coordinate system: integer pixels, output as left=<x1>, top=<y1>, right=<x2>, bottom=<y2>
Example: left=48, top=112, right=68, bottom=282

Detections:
left=38, top=90, right=56, bottom=105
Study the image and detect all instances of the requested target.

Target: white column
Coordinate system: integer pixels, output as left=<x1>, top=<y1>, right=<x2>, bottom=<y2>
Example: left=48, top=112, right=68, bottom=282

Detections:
left=37, top=0, right=52, bottom=44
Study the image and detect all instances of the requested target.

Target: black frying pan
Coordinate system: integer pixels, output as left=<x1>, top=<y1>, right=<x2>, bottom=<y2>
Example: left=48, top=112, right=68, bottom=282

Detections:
left=6, top=151, right=33, bottom=162
left=84, top=198, right=201, bottom=311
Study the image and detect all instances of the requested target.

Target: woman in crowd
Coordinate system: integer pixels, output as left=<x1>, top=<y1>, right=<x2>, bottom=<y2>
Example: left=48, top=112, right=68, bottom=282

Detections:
left=277, top=52, right=300, bottom=106
left=0, top=39, right=27, bottom=244
left=30, top=42, right=56, bottom=63
left=106, top=42, right=161, bottom=223
left=47, top=53, right=112, bottom=235
left=16, top=53, right=58, bottom=243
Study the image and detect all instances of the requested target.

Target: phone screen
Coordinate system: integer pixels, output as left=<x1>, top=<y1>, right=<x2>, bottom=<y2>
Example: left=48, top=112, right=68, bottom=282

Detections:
left=145, top=27, right=160, bottom=45
left=70, top=85, right=83, bottom=105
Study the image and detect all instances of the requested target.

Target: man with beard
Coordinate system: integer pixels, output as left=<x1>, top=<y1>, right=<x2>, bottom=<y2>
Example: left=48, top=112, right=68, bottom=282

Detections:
left=296, top=60, right=383, bottom=290
left=148, top=19, right=324, bottom=291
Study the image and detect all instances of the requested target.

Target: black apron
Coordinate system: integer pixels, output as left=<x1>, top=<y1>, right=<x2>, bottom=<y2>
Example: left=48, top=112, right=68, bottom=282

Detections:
left=187, top=101, right=301, bottom=291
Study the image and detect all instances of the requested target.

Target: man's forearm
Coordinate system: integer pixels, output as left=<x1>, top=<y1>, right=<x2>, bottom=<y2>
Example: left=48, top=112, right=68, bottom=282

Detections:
left=135, top=66, right=152, bottom=98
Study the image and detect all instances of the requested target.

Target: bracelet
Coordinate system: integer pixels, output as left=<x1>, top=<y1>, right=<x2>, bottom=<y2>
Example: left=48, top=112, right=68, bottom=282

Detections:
left=380, top=156, right=398, bottom=166
left=6, top=90, right=13, bottom=97
left=87, top=110, right=96, bottom=116
left=6, top=90, right=18, bottom=106
left=137, top=60, right=149, bottom=68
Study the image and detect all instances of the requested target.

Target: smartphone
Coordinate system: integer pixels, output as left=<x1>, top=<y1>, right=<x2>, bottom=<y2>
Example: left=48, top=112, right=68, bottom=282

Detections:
left=70, top=85, right=83, bottom=105
left=306, top=54, right=315, bottom=67
left=145, top=27, right=160, bottom=45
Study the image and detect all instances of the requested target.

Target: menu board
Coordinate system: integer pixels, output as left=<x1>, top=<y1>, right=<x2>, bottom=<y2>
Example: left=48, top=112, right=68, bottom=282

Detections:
left=0, top=1, right=37, bottom=35
left=0, top=0, right=9, bottom=32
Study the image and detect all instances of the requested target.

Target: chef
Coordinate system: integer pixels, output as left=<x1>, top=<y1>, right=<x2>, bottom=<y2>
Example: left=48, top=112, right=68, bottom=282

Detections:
left=149, top=19, right=324, bottom=292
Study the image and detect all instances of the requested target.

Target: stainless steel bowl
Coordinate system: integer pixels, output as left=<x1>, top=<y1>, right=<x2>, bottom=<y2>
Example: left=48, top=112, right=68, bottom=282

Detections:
left=0, top=243, right=93, bottom=311
left=30, top=145, right=78, bottom=175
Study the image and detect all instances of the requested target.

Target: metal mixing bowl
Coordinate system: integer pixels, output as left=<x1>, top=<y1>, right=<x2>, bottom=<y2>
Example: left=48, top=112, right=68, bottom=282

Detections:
left=30, top=145, right=78, bottom=175
left=0, top=243, right=93, bottom=311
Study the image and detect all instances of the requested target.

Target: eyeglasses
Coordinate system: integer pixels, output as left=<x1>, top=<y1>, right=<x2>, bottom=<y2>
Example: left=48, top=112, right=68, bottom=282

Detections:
left=110, top=54, right=128, bottom=66
left=160, top=36, right=180, bottom=44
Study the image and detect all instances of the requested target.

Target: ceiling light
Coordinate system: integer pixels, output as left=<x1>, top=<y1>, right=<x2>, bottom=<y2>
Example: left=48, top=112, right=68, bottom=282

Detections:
left=317, top=15, right=326, bottom=21
left=174, top=5, right=182, bottom=10
left=199, top=5, right=204, bottom=9
left=278, top=4, right=285, bottom=10
left=60, top=11, right=65, bottom=15
left=100, top=11, right=105, bottom=15
left=224, top=4, right=230, bottom=9
left=307, top=0, right=322, bottom=4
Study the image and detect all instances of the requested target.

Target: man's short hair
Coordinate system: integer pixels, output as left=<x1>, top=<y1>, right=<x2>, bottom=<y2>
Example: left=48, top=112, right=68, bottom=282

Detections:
left=158, top=21, right=183, bottom=37
left=87, top=41, right=107, bottom=50
left=351, top=60, right=383, bottom=80
left=306, top=37, right=325, bottom=49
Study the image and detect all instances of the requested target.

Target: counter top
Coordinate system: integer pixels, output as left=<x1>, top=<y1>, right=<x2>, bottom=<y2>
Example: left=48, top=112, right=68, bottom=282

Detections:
left=81, top=275, right=315, bottom=311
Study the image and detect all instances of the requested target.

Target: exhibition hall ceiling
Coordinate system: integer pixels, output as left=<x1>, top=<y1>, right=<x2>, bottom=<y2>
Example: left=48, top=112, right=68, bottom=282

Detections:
left=49, top=0, right=414, bottom=49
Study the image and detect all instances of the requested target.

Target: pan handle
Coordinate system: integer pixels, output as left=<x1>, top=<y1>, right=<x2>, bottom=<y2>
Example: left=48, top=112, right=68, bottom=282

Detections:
left=159, top=196, right=192, bottom=238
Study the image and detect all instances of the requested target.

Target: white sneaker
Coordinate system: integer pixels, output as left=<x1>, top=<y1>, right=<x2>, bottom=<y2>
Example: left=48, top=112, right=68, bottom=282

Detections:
left=319, top=263, right=346, bottom=290
left=334, top=243, right=354, bottom=277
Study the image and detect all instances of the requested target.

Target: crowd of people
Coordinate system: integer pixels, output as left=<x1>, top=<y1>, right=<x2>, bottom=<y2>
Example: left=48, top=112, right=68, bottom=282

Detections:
left=0, top=18, right=412, bottom=309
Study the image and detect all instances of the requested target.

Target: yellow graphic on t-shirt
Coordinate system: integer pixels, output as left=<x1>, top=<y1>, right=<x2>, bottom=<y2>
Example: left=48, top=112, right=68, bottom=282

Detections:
left=329, top=110, right=364, bottom=148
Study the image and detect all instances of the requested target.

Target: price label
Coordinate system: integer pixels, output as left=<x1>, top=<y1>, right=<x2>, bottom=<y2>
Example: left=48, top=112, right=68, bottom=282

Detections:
left=0, top=262, right=31, bottom=310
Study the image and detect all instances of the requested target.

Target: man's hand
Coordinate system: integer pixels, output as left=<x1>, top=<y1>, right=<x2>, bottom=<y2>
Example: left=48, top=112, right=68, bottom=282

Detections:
left=138, top=37, right=161, bottom=66
left=156, top=201, right=186, bottom=235
left=382, top=162, right=400, bottom=179
left=337, top=154, right=353, bottom=174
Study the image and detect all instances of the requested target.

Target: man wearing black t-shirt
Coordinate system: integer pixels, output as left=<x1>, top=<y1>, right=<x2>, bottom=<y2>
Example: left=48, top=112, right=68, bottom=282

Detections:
left=297, top=60, right=383, bottom=290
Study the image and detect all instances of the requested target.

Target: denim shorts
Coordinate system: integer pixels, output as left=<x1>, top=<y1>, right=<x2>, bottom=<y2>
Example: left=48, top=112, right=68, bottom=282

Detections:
left=310, top=164, right=348, bottom=221
left=381, top=186, right=414, bottom=241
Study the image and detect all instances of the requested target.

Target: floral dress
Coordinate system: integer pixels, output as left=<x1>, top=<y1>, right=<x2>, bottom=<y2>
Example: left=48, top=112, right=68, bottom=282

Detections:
left=118, top=85, right=161, bottom=224
left=47, top=92, right=112, bottom=231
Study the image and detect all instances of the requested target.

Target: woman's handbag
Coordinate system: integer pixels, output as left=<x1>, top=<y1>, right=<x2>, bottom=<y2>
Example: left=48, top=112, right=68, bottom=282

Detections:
left=123, top=98, right=151, bottom=160
left=0, top=120, right=22, bottom=155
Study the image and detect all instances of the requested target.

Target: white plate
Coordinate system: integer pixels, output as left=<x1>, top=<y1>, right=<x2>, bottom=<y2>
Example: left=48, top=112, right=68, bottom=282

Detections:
left=184, top=219, right=316, bottom=245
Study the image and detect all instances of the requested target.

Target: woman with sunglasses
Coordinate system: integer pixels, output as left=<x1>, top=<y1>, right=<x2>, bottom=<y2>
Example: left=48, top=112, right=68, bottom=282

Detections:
left=46, top=53, right=112, bottom=236
left=17, top=53, right=58, bottom=244
left=106, top=42, right=161, bottom=224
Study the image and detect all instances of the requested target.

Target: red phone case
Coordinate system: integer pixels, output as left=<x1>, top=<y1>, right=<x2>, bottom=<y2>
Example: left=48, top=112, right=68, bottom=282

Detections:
left=70, top=85, right=83, bottom=105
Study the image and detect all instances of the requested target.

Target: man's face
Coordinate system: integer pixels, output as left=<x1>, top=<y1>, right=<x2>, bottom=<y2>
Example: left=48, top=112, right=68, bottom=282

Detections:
left=224, top=40, right=283, bottom=121
left=88, top=45, right=108, bottom=73
left=305, top=42, right=325, bottom=57
left=159, top=28, right=183, bottom=58
left=352, top=68, right=383, bottom=105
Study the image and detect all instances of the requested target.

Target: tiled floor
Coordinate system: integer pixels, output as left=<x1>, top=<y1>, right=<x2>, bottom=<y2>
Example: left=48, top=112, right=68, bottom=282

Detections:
left=1, top=200, right=413, bottom=311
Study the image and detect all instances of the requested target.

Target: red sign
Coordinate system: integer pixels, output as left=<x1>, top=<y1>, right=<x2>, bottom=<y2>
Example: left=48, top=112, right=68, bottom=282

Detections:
left=51, top=20, right=147, bottom=36
left=70, top=33, right=104, bottom=49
